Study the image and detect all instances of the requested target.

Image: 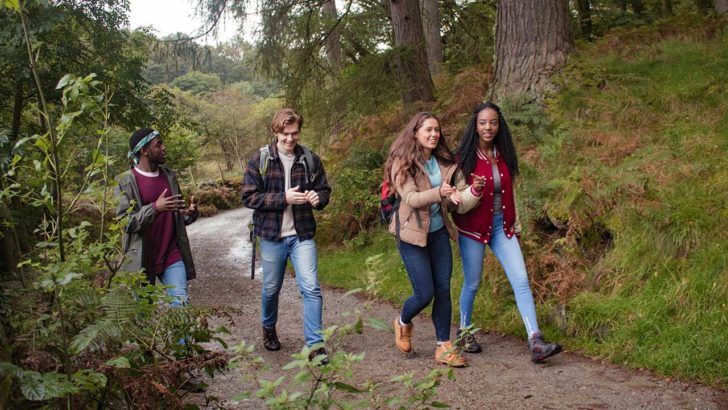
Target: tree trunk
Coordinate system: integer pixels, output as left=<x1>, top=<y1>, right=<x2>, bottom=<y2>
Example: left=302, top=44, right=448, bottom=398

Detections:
left=390, top=0, right=435, bottom=104
left=0, top=176, right=21, bottom=277
left=491, top=0, right=572, bottom=100
left=576, top=0, right=593, bottom=38
left=421, top=0, right=444, bottom=76
left=662, top=0, right=674, bottom=15
left=322, top=0, right=342, bottom=68
left=715, top=0, right=728, bottom=13
left=11, top=77, right=23, bottom=141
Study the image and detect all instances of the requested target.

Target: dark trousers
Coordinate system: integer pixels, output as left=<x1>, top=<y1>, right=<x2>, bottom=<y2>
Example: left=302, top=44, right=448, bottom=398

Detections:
left=398, top=227, right=453, bottom=342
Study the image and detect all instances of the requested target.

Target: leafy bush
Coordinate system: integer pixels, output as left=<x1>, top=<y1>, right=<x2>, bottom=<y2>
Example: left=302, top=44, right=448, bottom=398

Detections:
left=192, top=179, right=243, bottom=216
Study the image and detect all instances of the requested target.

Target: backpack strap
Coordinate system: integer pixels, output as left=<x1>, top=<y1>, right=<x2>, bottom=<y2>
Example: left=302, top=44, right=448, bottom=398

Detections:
left=258, top=145, right=271, bottom=189
left=259, top=144, right=318, bottom=190
left=300, top=145, right=317, bottom=184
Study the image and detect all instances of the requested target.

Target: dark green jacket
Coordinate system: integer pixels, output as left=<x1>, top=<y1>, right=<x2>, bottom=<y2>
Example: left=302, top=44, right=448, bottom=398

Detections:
left=115, top=167, right=197, bottom=280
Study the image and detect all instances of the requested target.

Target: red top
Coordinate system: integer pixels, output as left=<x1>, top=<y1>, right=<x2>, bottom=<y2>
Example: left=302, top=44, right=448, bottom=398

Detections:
left=133, top=168, right=182, bottom=275
left=452, top=149, right=517, bottom=243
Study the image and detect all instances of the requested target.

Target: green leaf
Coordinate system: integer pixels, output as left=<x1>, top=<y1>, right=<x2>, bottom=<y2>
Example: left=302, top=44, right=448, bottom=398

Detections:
left=20, top=376, right=45, bottom=401
left=0, top=0, right=20, bottom=11
left=332, top=382, right=367, bottom=393
left=343, top=288, right=362, bottom=296
left=56, top=270, right=82, bottom=286
left=282, top=359, right=306, bottom=370
left=70, top=325, right=99, bottom=353
left=293, top=370, right=311, bottom=384
left=367, top=317, right=391, bottom=333
left=0, top=362, right=19, bottom=377
left=56, top=74, right=74, bottom=90
left=431, top=401, right=451, bottom=408
left=354, top=317, right=363, bottom=334
left=232, top=392, right=251, bottom=401
left=105, top=356, right=130, bottom=368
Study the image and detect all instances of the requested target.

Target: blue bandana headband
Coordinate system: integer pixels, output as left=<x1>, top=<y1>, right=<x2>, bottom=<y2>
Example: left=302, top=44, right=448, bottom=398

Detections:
left=127, top=130, right=159, bottom=164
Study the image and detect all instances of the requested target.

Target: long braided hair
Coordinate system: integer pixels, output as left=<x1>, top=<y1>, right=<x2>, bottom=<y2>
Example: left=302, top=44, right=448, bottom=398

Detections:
left=384, top=112, right=455, bottom=188
left=455, top=102, right=519, bottom=180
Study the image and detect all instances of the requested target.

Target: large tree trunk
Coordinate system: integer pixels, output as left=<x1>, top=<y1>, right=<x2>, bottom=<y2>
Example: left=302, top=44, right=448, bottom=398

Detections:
left=421, top=0, right=443, bottom=76
left=576, top=0, right=593, bottom=38
left=715, top=0, right=728, bottom=13
left=390, top=0, right=435, bottom=104
left=491, top=0, right=572, bottom=100
left=322, top=0, right=342, bottom=68
left=1, top=78, right=25, bottom=276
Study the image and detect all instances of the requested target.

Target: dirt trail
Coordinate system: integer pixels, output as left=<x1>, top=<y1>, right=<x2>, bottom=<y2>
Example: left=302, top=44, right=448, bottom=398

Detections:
left=186, top=207, right=726, bottom=409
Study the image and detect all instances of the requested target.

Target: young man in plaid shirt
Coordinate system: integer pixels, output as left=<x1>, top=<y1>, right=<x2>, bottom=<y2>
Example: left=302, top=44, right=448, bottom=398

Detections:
left=242, top=108, right=332, bottom=364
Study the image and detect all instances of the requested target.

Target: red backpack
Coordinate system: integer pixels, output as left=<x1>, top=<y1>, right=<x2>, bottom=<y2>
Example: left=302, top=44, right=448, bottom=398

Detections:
left=379, top=181, right=399, bottom=225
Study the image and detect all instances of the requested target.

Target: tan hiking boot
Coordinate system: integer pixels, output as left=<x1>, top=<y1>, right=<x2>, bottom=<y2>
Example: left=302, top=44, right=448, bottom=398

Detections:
left=435, top=341, right=467, bottom=367
left=393, top=317, right=413, bottom=353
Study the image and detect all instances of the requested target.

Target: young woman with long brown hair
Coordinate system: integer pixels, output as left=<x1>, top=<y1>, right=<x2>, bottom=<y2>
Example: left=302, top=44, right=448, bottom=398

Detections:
left=384, top=112, right=478, bottom=367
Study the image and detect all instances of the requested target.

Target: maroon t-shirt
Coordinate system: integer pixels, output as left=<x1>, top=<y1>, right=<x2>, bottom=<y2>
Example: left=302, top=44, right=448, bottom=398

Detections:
left=133, top=168, right=182, bottom=276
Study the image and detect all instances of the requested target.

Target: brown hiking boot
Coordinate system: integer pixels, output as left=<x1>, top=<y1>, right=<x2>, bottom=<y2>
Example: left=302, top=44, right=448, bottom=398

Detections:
left=435, top=341, right=467, bottom=367
left=393, top=317, right=413, bottom=353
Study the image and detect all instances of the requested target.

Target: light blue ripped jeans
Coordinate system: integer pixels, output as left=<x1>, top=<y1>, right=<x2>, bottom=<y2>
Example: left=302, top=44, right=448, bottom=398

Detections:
left=458, top=212, right=539, bottom=337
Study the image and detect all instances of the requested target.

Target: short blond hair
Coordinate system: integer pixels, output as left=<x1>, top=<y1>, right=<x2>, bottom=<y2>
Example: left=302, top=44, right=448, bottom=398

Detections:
left=271, top=108, right=304, bottom=133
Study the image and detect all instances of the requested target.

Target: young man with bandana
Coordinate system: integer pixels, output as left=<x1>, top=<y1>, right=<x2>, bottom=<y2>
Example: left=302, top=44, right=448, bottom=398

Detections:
left=242, top=108, right=331, bottom=364
left=115, top=128, right=198, bottom=306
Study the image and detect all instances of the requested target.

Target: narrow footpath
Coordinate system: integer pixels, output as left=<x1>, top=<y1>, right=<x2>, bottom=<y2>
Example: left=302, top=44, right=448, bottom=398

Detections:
left=186, top=207, right=726, bottom=409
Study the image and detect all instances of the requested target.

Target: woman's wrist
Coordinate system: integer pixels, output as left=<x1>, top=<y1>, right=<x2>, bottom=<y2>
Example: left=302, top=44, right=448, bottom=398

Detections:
left=470, top=186, right=483, bottom=197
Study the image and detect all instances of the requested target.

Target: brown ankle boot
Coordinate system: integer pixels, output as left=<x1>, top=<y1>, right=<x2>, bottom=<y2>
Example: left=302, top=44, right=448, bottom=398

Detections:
left=435, top=341, right=467, bottom=367
left=393, top=317, right=413, bottom=353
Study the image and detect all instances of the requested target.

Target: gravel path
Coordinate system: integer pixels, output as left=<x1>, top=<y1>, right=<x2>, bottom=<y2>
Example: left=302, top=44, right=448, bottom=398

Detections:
left=186, top=207, right=726, bottom=409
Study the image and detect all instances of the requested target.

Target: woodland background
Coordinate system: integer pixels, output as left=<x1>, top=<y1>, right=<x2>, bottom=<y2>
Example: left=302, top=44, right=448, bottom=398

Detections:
left=0, top=0, right=727, bottom=407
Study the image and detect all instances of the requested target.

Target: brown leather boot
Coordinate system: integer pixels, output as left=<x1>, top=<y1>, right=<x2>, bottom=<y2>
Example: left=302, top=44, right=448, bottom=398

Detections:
left=393, top=317, right=413, bottom=353
left=435, top=341, right=467, bottom=367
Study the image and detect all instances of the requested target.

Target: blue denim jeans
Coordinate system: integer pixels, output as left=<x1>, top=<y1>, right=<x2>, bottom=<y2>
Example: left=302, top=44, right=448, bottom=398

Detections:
left=260, top=236, right=323, bottom=347
left=458, top=212, right=539, bottom=337
left=159, top=260, right=188, bottom=307
left=397, top=227, right=453, bottom=342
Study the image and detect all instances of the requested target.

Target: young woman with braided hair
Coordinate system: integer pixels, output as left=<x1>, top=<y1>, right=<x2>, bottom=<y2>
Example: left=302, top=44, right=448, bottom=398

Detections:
left=452, top=102, right=562, bottom=362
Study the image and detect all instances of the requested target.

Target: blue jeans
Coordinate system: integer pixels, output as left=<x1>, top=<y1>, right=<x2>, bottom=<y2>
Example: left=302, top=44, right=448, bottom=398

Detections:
left=458, top=212, right=539, bottom=337
left=159, top=260, right=188, bottom=307
left=260, top=236, right=323, bottom=347
left=397, top=227, right=453, bottom=342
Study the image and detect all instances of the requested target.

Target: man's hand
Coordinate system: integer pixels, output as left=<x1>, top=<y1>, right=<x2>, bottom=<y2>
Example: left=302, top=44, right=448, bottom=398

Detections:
left=154, top=189, right=185, bottom=212
left=286, top=185, right=308, bottom=205
left=304, top=190, right=320, bottom=207
left=182, top=194, right=198, bottom=216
